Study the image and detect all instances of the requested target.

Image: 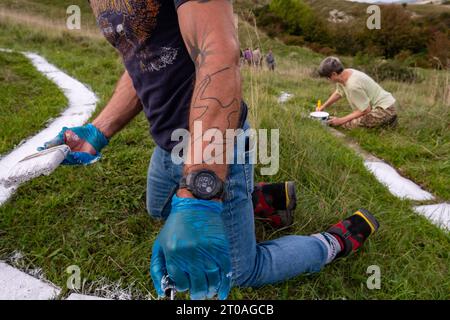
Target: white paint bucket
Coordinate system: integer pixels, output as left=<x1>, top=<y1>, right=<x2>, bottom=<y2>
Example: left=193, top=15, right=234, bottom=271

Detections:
left=310, top=111, right=329, bottom=121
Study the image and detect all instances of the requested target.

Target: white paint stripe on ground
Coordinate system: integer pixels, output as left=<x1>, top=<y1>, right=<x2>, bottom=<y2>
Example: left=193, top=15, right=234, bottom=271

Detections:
left=326, top=127, right=449, bottom=231
left=364, top=161, right=435, bottom=201
left=0, top=49, right=98, bottom=205
left=414, top=203, right=450, bottom=231
left=327, top=127, right=435, bottom=202
left=278, top=91, right=293, bottom=103
left=66, top=293, right=109, bottom=300
left=0, top=262, right=60, bottom=300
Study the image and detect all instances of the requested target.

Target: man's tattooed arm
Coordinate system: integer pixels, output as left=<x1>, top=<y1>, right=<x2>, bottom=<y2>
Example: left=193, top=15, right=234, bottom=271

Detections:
left=177, top=0, right=241, bottom=191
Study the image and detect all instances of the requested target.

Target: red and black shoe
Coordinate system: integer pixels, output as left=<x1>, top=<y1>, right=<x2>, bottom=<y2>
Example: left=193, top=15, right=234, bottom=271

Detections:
left=252, top=181, right=297, bottom=228
left=327, top=208, right=379, bottom=259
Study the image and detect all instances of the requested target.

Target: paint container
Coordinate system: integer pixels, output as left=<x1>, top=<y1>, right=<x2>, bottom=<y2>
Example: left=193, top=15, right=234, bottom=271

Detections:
left=309, top=111, right=330, bottom=124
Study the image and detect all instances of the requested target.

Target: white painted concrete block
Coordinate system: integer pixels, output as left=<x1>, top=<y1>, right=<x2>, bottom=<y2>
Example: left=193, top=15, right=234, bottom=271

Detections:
left=66, top=293, right=109, bottom=300
left=364, top=161, right=435, bottom=201
left=0, top=262, right=60, bottom=300
left=414, top=203, right=450, bottom=231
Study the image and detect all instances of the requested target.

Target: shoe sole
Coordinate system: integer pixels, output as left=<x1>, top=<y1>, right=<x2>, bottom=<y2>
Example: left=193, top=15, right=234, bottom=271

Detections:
left=354, top=208, right=380, bottom=235
left=285, top=181, right=297, bottom=212
left=280, top=181, right=296, bottom=227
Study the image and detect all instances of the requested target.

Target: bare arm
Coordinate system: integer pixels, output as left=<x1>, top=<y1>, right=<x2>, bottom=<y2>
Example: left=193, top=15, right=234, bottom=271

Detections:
left=328, top=106, right=372, bottom=126
left=92, top=71, right=142, bottom=139
left=177, top=0, right=241, bottom=188
left=341, top=106, right=371, bottom=123
left=320, top=90, right=342, bottom=111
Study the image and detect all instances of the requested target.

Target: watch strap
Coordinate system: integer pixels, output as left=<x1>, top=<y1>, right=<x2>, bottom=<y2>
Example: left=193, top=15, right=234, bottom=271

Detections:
left=179, top=176, right=188, bottom=190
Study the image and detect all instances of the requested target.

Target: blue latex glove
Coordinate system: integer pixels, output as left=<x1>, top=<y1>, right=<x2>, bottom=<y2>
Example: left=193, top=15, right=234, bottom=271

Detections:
left=38, top=124, right=109, bottom=165
left=151, top=195, right=232, bottom=300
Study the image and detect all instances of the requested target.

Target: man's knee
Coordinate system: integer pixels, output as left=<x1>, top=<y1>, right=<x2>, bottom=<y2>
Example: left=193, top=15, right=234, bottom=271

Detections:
left=146, top=192, right=174, bottom=220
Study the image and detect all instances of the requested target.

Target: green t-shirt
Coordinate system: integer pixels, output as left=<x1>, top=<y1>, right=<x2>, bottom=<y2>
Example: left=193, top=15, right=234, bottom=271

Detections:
left=336, top=69, right=396, bottom=111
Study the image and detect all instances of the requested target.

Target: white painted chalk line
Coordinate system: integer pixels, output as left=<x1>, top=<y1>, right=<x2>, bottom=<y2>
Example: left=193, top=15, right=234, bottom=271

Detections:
left=0, top=49, right=98, bottom=205
left=363, top=161, right=435, bottom=201
left=325, top=127, right=448, bottom=232
left=414, top=203, right=450, bottom=231
left=0, top=262, right=61, bottom=300
left=0, top=50, right=122, bottom=300
left=278, top=91, right=294, bottom=103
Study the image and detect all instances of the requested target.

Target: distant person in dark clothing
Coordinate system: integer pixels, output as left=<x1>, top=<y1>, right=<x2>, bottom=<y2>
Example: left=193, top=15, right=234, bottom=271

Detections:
left=266, top=49, right=275, bottom=71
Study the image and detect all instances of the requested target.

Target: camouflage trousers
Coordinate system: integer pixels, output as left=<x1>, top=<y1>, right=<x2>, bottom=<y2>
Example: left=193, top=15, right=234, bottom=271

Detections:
left=342, top=105, right=398, bottom=129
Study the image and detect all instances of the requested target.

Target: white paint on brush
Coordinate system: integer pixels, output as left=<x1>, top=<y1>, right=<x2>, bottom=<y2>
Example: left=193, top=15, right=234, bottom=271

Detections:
left=0, top=50, right=98, bottom=205
left=0, top=262, right=60, bottom=300
left=364, top=161, right=435, bottom=201
left=414, top=203, right=450, bottom=231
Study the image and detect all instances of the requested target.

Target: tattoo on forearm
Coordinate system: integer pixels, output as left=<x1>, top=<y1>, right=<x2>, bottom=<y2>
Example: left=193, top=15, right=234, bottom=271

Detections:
left=191, top=67, right=239, bottom=127
left=185, top=28, right=214, bottom=69
left=186, top=66, right=240, bottom=170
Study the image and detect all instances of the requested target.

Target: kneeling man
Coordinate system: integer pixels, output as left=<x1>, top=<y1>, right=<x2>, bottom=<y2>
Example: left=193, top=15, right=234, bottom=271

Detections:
left=317, top=57, right=398, bottom=129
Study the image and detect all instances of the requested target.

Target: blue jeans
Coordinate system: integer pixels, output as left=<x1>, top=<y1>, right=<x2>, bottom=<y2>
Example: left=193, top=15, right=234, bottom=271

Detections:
left=146, top=129, right=328, bottom=288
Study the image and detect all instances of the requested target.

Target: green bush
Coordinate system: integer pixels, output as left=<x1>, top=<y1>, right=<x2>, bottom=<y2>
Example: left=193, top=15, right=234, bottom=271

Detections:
left=267, top=0, right=330, bottom=44
left=280, top=34, right=305, bottom=47
left=360, top=60, right=420, bottom=83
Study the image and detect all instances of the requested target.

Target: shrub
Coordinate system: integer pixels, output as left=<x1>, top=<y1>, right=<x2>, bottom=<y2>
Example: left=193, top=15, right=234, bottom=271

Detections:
left=280, top=34, right=305, bottom=47
left=427, top=31, right=450, bottom=69
left=368, top=60, right=420, bottom=83
left=268, top=0, right=330, bottom=44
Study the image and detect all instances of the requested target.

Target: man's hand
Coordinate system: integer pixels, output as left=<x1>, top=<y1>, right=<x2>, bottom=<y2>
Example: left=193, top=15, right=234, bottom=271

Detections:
left=38, top=124, right=109, bottom=165
left=150, top=196, right=232, bottom=300
left=327, top=116, right=345, bottom=127
left=316, top=105, right=325, bottom=112
left=328, top=107, right=371, bottom=127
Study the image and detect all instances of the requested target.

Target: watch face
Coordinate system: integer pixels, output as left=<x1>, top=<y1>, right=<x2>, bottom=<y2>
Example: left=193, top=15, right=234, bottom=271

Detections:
left=193, top=171, right=218, bottom=199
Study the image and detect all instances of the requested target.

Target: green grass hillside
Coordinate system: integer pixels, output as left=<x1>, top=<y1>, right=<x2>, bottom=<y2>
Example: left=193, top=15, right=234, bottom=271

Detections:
left=0, top=1, right=448, bottom=300
left=235, top=0, right=450, bottom=17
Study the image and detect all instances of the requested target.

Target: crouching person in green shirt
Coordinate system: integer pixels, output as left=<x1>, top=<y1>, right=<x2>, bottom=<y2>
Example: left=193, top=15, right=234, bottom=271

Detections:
left=317, top=56, right=398, bottom=129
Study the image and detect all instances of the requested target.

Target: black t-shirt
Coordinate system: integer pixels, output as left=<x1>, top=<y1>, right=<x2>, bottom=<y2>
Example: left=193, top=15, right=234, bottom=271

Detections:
left=89, top=0, right=247, bottom=151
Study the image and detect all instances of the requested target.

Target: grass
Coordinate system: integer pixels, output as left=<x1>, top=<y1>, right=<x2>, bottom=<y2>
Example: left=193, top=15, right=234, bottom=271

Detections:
left=0, top=50, right=67, bottom=155
left=0, top=3, right=449, bottom=300
left=303, top=0, right=450, bottom=18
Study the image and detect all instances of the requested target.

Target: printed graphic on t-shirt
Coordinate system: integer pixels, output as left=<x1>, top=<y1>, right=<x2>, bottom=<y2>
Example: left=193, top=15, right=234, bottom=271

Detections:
left=90, top=0, right=178, bottom=73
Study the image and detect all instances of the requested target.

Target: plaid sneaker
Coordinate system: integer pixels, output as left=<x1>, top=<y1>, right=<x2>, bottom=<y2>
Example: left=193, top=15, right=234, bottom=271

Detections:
left=327, top=208, right=380, bottom=259
left=252, top=181, right=297, bottom=228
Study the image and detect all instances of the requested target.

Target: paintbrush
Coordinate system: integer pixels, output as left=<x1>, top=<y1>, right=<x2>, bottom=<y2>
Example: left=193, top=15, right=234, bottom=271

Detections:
left=0, top=145, right=71, bottom=189
left=161, top=274, right=177, bottom=300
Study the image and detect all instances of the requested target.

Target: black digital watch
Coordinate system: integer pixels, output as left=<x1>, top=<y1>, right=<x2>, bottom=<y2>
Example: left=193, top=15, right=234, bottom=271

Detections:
left=179, top=170, right=225, bottom=201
